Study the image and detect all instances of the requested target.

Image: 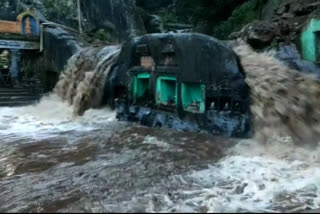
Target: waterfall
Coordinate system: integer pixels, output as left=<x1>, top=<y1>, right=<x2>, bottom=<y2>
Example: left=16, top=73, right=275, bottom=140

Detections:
left=54, top=45, right=121, bottom=116
left=233, top=43, right=320, bottom=145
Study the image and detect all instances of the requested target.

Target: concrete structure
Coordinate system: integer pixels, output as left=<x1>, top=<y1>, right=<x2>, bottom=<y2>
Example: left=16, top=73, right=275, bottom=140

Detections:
left=0, top=8, right=41, bottom=87
left=301, top=18, right=320, bottom=62
left=0, top=7, right=81, bottom=106
left=0, top=7, right=40, bottom=36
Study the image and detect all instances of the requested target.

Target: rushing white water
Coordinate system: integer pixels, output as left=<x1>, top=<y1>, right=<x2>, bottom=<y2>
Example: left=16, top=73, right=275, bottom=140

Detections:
left=1, top=95, right=320, bottom=213
left=0, top=94, right=116, bottom=140
left=139, top=138, right=320, bottom=213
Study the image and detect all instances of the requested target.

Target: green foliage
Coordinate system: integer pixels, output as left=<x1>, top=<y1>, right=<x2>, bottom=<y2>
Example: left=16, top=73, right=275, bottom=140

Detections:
left=41, top=0, right=78, bottom=29
left=94, top=29, right=111, bottom=42
left=158, top=8, right=179, bottom=24
left=213, top=0, right=265, bottom=39
left=147, top=0, right=256, bottom=35
left=151, top=0, right=266, bottom=39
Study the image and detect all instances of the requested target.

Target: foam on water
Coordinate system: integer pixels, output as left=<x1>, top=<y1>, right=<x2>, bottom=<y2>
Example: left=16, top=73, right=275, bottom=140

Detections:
left=183, top=157, right=319, bottom=212
left=143, top=137, right=320, bottom=213
left=0, top=94, right=116, bottom=139
left=1, top=96, right=319, bottom=213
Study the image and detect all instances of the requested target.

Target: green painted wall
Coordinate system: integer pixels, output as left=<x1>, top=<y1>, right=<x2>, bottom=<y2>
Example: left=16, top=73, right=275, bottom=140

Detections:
left=132, top=73, right=150, bottom=102
left=156, top=76, right=177, bottom=106
left=301, top=18, right=320, bottom=62
left=181, top=83, right=205, bottom=113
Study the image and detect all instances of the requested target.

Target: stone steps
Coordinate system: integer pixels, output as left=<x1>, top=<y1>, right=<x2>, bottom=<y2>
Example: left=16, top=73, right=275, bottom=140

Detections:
left=0, top=95, right=40, bottom=102
left=0, top=87, right=43, bottom=107
left=0, top=100, right=39, bottom=107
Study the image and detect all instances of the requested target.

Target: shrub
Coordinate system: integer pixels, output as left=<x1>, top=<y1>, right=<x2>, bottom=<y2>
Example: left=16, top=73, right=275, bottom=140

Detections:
left=213, top=0, right=265, bottom=39
left=94, top=29, right=111, bottom=42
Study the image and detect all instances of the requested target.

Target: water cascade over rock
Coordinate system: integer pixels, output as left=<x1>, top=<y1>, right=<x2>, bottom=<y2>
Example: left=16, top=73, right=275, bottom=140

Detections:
left=233, top=42, right=320, bottom=145
left=54, top=46, right=120, bottom=116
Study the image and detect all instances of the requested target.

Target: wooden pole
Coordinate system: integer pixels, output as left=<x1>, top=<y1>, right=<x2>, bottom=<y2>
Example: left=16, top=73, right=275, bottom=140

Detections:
left=77, top=0, right=83, bottom=34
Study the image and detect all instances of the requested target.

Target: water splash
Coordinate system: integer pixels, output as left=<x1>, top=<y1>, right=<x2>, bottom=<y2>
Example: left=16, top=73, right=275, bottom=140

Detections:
left=0, top=94, right=116, bottom=140
left=129, top=137, right=320, bottom=213
left=233, top=42, right=320, bottom=145
left=54, top=45, right=121, bottom=116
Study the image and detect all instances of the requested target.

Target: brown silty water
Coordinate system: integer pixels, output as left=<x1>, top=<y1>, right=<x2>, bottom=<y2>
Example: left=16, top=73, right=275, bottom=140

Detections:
left=233, top=42, right=320, bottom=145
left=2, top=42, right=320, bottom=213
left=54, top=46, right=121, bottom=116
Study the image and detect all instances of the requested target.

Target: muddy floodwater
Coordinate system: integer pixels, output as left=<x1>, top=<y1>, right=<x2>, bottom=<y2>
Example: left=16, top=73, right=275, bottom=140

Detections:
left=0, top=94, right=320, bottom=213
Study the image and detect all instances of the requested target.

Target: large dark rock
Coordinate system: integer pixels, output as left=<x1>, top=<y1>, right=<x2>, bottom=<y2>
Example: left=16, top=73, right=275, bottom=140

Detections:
left=143, top=15, right=164, bottom=34
left=105, top=33, right=252, bottom=138
left=230, top=20, right=278, bottom=49
left=225, top=40, right=320, bottom=77
left=261, top=0, right=281, bottom=21
left=80, top=0, right=145, bottom=42
left=42, top=27, right=82, bottom=73
left=266, top=43, right=320, bottom=77
left=265, top=0, right=320, bottom=43
left=21, top=26, right=83, bottom=92
left=41, top=26, right=82, bottom=91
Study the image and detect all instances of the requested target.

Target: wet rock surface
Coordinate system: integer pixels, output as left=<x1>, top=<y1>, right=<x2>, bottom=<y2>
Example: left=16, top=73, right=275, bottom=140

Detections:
left=80, top=0, right=145, bottom=41
left=230, top=20, right=278, bottom=49
left=269, top=0, right=320, bottom=42
left=266, top=43, right=320, bottom=77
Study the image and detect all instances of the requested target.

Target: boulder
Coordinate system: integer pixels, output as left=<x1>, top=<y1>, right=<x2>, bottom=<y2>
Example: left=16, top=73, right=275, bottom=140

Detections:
left=80, top=0, right=146, bottom=41
left=266, top=43, right=320, bottom=77
left=144, top=15, right=164, bottom=33
left=266, top=0, right=320, bottom=43
left=230, top=20, right=278, bottom=49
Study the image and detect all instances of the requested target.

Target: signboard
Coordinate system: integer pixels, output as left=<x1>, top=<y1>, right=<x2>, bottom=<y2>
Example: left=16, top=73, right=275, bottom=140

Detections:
left=0, top=39, right=40, bottom=50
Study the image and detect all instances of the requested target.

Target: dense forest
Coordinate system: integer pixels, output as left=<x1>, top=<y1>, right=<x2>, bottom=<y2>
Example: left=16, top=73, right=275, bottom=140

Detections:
left=1, top=0, right=319, bottom=45
left=137, top=0, right=267, bottom=39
